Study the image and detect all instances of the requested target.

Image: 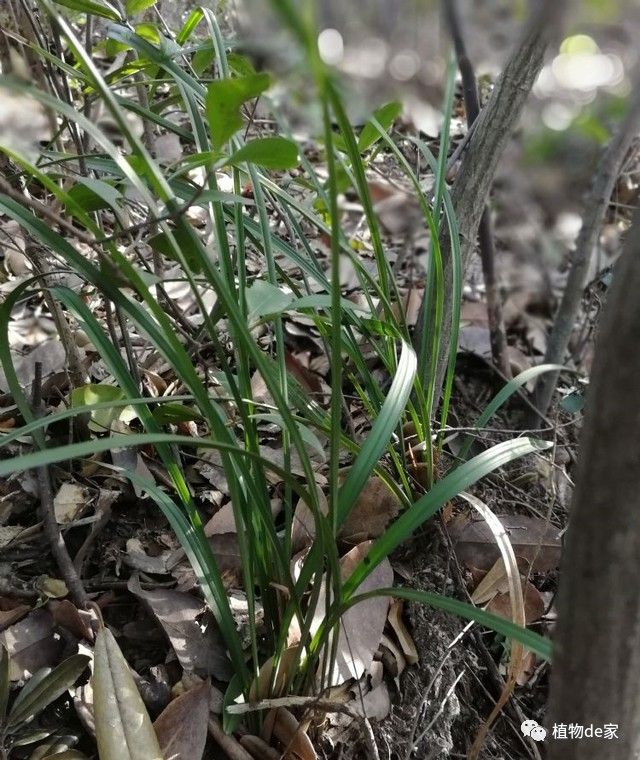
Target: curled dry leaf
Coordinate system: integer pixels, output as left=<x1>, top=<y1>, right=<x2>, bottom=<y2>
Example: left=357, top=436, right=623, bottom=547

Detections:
left=127, top=575, right=232, bottom=680
left=93, top=625, right=162, bottom=760
left=53, top=482, right=87, bottom=524
left=249, top=646, right=300, bottom=701
left=379, top=633, right=407, bottom=685
left=471, top=557, right=510, bottom=605
left=268, top=707, right=317, bottom=760
left=387, top=600, right=419, bottom=665
left=472, top=557, right=545, bottom=624
left=153, top=679, right=210, bottom=760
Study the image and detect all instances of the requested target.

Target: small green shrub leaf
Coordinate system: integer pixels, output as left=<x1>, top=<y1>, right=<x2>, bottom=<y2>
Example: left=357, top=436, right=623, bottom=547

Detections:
left=206, top=74, right=270, bottom=151
left=192, top=43, right=215, bottom=76
left=67, top=178, right=122, bottom=213
left=54, top=0, right=121, bottom=20
left=71, top=384, right=127, bottom=432
left=246, top=280, right=293, bottom=324
left=125, top=0, right=157, bottom=14
left=7, top=654, right=90, bottom=727
left=147, top=228, right=203, bottom=273
left=152, top=403, right=202, bottom=425
left=357, top=100, right=403, bottom=152
left=227, top=52, right=258, bottom=78
left=93, top=626, right=162, bottom=760
left=226, top=137, right=299, bottom=170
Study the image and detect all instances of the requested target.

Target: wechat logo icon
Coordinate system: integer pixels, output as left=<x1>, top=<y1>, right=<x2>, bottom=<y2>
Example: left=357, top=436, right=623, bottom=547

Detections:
left=521, top=719, right=547, bottom=742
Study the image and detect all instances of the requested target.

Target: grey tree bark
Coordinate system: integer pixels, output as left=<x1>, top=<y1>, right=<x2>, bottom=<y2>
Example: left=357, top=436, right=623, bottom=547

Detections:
left=546, top=211, right=640, bottom=759
left=414, top=0, right=561, bottom=411
left=443, top=0, right=511, bottom=380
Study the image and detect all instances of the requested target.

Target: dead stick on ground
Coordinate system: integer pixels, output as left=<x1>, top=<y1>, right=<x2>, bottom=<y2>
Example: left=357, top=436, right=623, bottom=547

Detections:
left=444, top=0, right=511, bottom=380
left=207, top=716, right=254, bottom=760
left=32, top=362, right=88, bottom=608
left=533, top=77, right=640, bottom=422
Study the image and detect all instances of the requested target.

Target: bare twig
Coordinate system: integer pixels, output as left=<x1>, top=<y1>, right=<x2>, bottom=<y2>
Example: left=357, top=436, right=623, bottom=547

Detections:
left=24, top=241, right=88, bottom=391
left=32, top=362, right=88, bottom=609
left=533, top=80, right=640, bottom=421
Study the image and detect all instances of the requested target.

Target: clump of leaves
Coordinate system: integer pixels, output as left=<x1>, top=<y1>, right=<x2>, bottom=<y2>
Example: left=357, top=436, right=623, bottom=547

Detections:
left=0, top=646, right=90, bottom=757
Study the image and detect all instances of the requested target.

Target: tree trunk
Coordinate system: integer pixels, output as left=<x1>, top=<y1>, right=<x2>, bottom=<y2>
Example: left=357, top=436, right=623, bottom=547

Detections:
left=547, top=211, right=640, bottom=758
left=414, top=0, right=561, bottom=411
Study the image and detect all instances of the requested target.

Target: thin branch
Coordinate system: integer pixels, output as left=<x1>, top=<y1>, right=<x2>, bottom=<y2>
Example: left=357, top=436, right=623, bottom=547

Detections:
left=534, top=80, right=640, bottom=420
left=32, top=362, right=88, bottom=609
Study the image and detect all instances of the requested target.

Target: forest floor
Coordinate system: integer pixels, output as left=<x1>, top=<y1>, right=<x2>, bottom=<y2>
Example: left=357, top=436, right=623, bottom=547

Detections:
left=1, top=4, right=639, bottom=760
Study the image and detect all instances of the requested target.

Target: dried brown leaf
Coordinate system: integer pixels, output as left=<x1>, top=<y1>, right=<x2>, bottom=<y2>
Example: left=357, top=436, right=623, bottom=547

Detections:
left=290, top=487, right=328, bottom=553
left=53, top=482, right=87, bottom=524
left=249, top=646, right=300, bottom=701
left=448, top=514, right=562, bottom=572
left=270, top=707, right=317, bottom=760
left=0, top=609, right=64, bottom=681
left=125, top=538, right=173, bottom=575
left=470, top=557, right=510, bottom=605
left=312, top=542, right=393, bottom=686
left=485, top=581, right=545, bottom=625
left=127, top=575, right=232, bottom=680
left=48, top=600, right=94, bottom=642
left=338, top=477, right=401, bottom=546
left=154, top=679, right=210, bottom=760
